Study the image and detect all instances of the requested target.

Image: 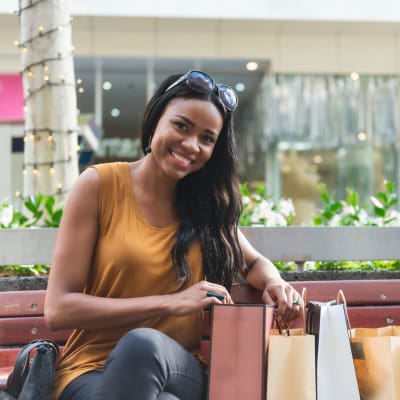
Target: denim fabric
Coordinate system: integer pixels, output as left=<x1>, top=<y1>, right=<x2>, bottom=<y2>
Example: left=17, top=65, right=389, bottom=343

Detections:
left=59, top=328, right=206, bottom=400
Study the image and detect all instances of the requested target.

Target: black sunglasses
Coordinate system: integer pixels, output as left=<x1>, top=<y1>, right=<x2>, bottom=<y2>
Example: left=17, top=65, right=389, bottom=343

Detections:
left=165, top=70, right=238, bottom=112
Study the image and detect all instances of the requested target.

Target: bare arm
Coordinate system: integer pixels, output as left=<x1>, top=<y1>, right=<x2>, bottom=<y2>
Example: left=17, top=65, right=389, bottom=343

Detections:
left=238, top=229, right=300, bottom=321
left=45, top=168, right=230, bottom=331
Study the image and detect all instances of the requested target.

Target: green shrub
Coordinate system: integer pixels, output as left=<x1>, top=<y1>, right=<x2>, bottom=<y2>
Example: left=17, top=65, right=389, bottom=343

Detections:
left=0, top=194, right=63, bottom=276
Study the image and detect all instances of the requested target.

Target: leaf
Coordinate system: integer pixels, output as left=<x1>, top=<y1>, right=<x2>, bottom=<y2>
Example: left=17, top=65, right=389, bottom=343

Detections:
left=346, top=189, right=359, bottom=207
left=385, top=180, right=394, bottom=193
left=35, top=193, right=43, bottom=206
left=374, top=206, right=385, bottom=217
left=51, top=209, right=63, bottom=225
left=376, top=192, right=388, bottom=203
left=24, top=200, right=37, bottom=213
left=331, top=202, right=343, bottom=212
left=45, top=196, right=55, bottom=215
left=240, top=184, right=250, bottom=196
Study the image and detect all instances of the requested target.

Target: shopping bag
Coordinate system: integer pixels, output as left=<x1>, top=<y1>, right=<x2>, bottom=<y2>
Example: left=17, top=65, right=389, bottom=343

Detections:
left=351, top=325, right=400, bottom=400
left=208, top=303, right=273, bottom=400
left=306, top=290, right=360, bottom=400
left=267, top=288, right=316, bottom=400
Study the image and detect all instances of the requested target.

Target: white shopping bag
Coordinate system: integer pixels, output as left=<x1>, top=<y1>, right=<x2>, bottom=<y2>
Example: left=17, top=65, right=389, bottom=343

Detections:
left=307, top=291, right=360, bottom=400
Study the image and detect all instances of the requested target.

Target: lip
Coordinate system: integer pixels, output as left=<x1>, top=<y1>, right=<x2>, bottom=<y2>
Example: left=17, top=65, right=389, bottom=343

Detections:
left=170, top=150, right=194, bottom=168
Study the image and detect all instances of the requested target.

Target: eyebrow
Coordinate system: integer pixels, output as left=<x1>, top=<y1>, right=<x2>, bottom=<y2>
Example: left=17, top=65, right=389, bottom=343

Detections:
left=175, top=114, right=219, bottom=137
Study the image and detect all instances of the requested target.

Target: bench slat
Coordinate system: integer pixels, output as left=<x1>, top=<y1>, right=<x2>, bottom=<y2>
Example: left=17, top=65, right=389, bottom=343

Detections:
left=0, top=290, right=46, bottom=317
left=232, top=281, right=400, bottom=306
left=291, top=280, right=400, bottom=305
left=0, top=316, right=72, bottom=345
left=347, top=305, right=400, bottom=328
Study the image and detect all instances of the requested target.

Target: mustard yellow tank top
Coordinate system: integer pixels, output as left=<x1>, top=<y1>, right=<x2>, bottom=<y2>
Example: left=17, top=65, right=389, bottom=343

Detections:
left=53, top=162, right=204, bottom=399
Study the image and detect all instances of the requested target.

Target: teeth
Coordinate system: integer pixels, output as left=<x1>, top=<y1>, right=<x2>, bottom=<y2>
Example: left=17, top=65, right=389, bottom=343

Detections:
left=172, top=151, right=191, bottom=164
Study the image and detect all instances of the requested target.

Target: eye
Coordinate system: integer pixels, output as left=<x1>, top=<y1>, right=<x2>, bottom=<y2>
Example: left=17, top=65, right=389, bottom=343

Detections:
left=201, top=134, right=216, bottom=144
left=174, top=121, right=188, bottom=131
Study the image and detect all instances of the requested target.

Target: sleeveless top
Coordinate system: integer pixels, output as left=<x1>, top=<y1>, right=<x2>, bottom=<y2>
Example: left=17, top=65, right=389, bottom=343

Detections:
left=53, top=162, right=204, bottom=399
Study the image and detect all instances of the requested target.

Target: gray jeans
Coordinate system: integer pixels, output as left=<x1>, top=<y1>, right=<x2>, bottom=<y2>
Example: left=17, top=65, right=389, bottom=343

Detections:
left=59, top=328, right=206, bottom=400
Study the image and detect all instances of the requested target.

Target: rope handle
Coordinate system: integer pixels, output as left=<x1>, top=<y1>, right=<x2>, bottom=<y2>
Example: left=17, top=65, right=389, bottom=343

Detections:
left=274, top=287, right=308, bottom=336
left=336, top=289, right=353, bottom=337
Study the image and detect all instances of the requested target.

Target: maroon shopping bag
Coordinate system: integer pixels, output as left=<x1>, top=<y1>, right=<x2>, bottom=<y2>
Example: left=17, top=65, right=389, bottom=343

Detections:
left=208, top=304, right=273, bottom=400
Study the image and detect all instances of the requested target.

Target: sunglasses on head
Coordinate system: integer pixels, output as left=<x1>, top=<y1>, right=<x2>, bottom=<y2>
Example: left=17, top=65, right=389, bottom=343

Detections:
left=164, top=70, right=239, bottom=112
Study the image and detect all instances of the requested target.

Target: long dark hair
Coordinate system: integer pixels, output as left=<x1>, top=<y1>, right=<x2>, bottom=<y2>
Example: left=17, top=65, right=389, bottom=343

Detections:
left=141, top=73, right=244, bottom=289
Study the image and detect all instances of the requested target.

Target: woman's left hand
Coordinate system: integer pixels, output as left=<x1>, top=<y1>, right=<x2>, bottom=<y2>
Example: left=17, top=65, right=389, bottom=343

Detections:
left=262, top=279, right=302, bottom=322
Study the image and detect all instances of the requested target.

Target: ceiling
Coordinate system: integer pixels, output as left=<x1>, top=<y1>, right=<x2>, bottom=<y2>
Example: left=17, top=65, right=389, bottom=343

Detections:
left=74, top=56, right=270, bottom=139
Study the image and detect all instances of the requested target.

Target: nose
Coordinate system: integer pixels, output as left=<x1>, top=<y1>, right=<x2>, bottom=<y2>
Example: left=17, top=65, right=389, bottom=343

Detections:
left=181, top=136, right=200, bottom=153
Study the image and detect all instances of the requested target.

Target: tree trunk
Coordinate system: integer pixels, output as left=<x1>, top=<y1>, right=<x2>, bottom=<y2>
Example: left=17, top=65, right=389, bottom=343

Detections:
left=19, top=0, right=79, bottom=201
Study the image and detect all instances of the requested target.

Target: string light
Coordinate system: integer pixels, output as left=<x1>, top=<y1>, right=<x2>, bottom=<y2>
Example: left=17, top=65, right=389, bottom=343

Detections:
left=24, top=156, right=73, bottom=168
left=24, top=81, right=75, bottom=100
left=20, top=53, right=73, bottom=74
left=17, top=0, right=79, bottom=199
left=24, top=128, right=78, bottom=135
left=17, top=0, right=48, bottom=15
left=15, top=19, right=72, bottom=48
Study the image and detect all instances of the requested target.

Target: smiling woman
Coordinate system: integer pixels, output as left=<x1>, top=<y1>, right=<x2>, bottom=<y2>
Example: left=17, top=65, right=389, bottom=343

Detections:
left=44, top=69, right=299, bottom=400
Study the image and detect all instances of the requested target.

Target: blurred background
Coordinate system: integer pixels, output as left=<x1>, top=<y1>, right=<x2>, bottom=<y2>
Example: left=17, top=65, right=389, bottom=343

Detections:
left=1, top=0, right=400, bottom=224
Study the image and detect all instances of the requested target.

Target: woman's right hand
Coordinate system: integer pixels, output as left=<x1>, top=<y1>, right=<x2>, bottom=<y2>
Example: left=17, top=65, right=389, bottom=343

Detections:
left=166, top=280, right=233, bottom=316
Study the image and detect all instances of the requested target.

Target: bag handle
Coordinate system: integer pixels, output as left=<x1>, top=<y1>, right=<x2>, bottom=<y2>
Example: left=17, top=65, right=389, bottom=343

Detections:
left=336, top=289, right=353, bottom=338
left=274, top=287, right=308, bottom=336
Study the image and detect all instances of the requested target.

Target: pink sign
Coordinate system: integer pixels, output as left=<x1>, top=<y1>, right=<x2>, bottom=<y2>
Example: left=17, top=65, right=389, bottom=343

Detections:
left=0, top=74, right=24, bottom=122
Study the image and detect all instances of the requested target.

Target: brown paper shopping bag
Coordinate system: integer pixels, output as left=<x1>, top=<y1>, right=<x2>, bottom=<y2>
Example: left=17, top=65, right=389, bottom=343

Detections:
left=267, top=289, right=316, bottom=400
left=267, top=328, right=316, bottom=400
left=208, top=304, right=273, bottom=400
left=351, top=326, right=400, bottom=400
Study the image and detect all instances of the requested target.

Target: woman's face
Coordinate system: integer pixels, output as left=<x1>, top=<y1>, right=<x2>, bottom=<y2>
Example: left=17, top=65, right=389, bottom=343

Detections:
left=150, top=97, right=224, bottom=181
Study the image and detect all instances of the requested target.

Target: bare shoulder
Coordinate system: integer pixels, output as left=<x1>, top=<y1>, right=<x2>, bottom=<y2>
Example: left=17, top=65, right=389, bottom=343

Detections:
left=62, top=167, right=99, bottom=220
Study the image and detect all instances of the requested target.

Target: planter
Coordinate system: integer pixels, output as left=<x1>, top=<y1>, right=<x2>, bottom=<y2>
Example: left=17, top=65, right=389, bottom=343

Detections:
left=281, top=270, right=400, bottom=281
left=0, top=276, right=48, bottom=291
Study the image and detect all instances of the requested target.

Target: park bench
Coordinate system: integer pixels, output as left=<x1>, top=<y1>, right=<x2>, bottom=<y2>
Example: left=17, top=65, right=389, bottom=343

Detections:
left=1, top=226, right=400, bottom=391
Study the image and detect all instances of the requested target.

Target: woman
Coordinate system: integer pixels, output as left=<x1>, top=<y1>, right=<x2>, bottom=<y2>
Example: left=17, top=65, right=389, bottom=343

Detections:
left=45, top=70, right=301, bottom=400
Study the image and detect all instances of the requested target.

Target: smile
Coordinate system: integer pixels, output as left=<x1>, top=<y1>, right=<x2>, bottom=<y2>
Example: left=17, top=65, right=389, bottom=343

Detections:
left=171, top=151, right=192, bottom=165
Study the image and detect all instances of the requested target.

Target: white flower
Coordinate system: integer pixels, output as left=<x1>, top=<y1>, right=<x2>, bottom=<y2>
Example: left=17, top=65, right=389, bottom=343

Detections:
left=242, top=196, right=251, bottom=206
left=0, top=205, right=13, bottom=226
left=342, top=205, right=355, bottom=215
left=250, top=200, right=274, bottom=223
left=358, top=209, right=370, bottom=225
left=329, top=214, right=342, bottom=226
left=278, top=198, right=295, bottom=217
left=265, top=212, right=287, bottom=227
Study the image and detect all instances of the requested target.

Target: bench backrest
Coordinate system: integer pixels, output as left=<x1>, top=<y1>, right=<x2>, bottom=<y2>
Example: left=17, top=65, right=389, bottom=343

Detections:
left=2, top=226, right=400, bottom=265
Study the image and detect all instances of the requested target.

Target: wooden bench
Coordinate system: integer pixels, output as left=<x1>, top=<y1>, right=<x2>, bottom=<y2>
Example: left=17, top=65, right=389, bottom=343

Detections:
left=1, top=227, right=400, bottom=391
